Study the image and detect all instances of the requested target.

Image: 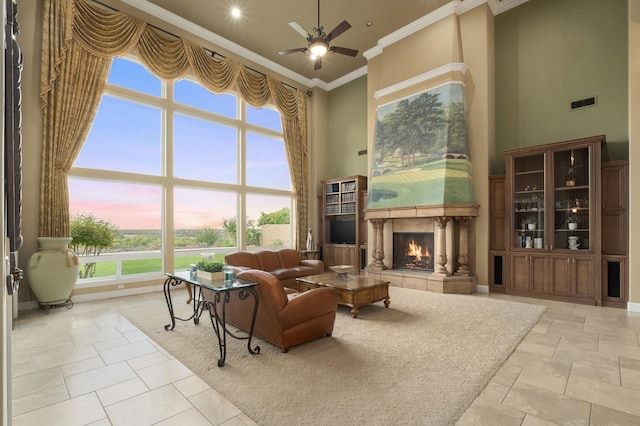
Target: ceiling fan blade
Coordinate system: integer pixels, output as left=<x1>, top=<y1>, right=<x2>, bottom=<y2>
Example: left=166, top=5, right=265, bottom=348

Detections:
left=278, top=47, right=308, bottom=55
left=314, top=56, right=322, bottom=70
left=288, top=21, right=310, bottom=39
left=329, top=46, right=358, bottom=57
left=325, top=20, right=351, bottom=42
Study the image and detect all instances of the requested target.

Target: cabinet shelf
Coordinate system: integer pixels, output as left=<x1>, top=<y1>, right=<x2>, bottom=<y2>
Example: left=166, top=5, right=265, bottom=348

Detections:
left=322, top=175, right=367, bottom=273
left=502, top=134, right=605, bottom=304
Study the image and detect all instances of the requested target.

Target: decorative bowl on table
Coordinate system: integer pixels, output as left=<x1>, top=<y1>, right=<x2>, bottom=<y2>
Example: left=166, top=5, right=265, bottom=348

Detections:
left=329, top=265, right=354, bottom=281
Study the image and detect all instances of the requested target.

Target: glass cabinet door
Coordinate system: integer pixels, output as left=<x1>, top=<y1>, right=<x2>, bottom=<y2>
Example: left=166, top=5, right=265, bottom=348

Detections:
left=512, top=153, right=545, bottom=250
left=552, top=146, right=591, bottom=251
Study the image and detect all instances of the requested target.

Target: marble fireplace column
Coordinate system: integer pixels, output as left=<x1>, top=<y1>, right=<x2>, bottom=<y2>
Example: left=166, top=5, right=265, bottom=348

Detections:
left=369, top=219, right=387, bottom=269
left=454, top=216, right=471, bottom=276
left=434, top=217, right=450, bottom=275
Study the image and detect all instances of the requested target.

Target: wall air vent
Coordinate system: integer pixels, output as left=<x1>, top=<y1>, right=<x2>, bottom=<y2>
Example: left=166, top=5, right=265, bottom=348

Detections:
left=570, top=96, right=597, bottom=110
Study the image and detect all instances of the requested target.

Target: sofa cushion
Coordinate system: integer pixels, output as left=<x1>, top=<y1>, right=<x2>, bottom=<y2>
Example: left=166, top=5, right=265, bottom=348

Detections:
left=256, top=250, right=282, bottom=271
left=271, top=266, right=318, bottom=281
left=276, top=248, right=302, bottom=268
left=225, top=252, right=261, bottom=269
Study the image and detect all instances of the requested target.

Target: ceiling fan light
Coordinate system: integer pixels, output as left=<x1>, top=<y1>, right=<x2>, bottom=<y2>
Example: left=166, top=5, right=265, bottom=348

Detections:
left=310, top=42, right=328, bottom=57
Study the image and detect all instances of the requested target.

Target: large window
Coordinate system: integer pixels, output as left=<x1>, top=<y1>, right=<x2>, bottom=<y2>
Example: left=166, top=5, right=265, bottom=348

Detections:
left=69, top=56, right=293, bottom=285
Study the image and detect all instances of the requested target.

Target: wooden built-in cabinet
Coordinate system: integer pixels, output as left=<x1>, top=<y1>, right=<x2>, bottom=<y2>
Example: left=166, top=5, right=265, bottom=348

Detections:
left=600, top=161, right=629, bottom=308
left=321, top=175, right=367, bottom=273
left=498, top=135, right=607, bottom=305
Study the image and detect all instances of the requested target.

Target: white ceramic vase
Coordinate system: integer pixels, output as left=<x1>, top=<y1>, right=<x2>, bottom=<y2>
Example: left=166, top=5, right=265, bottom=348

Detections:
left=27, top=237, right=80, bottom=307
left=568, top=222, right=578, bottom=230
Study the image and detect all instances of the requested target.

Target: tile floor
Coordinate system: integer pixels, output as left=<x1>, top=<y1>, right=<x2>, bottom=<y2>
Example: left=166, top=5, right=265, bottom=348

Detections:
left=11, top=289, right=640, bottom=425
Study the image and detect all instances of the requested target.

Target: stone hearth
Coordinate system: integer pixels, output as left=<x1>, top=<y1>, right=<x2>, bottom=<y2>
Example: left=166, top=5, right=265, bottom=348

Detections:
left=365, top=204, right=479, bottom=293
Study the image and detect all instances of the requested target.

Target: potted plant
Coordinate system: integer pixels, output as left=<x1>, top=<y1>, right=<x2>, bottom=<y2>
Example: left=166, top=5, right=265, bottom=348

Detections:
left=195, top=259, right=225, bottom=281
left=567, top=214, right=580, bottom=230
left=523, top=216, right=537, bottom=230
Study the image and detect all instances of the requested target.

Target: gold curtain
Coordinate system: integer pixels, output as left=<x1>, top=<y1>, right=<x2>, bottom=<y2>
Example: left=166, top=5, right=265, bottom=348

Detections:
left=40, top=0, right=309, bottom=248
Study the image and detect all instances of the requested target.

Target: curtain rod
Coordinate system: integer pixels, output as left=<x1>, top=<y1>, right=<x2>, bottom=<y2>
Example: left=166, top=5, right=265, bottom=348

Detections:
left=90, top=0, right=310, bottom=96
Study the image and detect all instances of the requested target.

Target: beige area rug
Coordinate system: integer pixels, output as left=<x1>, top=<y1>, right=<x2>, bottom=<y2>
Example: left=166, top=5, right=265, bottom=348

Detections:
left=118, top=287, right=546, bottom=426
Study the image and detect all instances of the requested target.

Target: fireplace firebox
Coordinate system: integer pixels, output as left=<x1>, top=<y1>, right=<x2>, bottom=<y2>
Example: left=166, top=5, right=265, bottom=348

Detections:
left=393, top=232, right=435, bottom=271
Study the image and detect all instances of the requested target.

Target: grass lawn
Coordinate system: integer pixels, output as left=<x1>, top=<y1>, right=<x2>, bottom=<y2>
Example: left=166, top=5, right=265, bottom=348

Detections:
left=84, top=253, right=226, bottom=278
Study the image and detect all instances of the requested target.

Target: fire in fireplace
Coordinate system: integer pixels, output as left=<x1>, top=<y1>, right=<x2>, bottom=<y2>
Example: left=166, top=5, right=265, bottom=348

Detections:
left=393, top=232, right=435, bottom=271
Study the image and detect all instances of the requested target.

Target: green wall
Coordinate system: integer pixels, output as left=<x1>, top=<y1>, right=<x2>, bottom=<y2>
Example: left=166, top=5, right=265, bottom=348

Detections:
left=327, top=75, right=368, bottom=178
left=494, top=0, right=628, bottom=175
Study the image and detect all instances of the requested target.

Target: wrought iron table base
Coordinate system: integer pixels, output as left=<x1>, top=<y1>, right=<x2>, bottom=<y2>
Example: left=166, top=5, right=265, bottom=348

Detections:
left=162, top=274, right=260, bottom=367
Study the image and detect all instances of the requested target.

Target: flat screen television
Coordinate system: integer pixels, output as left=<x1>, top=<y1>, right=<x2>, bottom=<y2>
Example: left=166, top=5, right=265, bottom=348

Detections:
left=330, top=219, right=356, bottom=244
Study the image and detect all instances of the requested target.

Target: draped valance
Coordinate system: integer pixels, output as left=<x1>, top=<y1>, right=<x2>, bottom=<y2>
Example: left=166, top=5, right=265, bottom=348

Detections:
left=40, top=0, right=308, bottom=248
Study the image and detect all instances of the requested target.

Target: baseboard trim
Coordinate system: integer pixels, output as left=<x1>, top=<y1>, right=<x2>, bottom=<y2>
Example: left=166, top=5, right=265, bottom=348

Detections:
left=476, top=284, right=489, bottom=293
left=18, top=285, right=164, bottom=313
left=627, top=302, right=640, bottom=312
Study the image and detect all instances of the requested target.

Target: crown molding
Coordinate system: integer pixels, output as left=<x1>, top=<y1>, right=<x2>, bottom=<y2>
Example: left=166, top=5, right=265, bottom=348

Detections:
left=118, top=0, right=531, bottom=92
left=373, top=62, right=469, bottom=100
left=491, top=0, right=532, bottom=15
left=327, top=66, right=368, bottom=91
left=118, top=0, right=316, bottom=88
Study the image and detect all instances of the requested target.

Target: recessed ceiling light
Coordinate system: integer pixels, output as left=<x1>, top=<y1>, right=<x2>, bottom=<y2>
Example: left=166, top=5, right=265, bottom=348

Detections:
left=366, top=21, right=373, bottom=27
left=231, top=7, right=241, bottom=18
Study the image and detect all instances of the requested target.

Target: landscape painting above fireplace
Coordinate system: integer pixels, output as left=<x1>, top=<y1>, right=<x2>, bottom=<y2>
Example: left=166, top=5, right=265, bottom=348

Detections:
left=368, top=82, right=475, bottom=210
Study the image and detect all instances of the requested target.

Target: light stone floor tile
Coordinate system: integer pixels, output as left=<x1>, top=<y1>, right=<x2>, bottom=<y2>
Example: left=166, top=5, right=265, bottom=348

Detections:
left=13, top=393, right=106, bottom=426
left=521, top=414, right=561, bottom=426
left=590, top=404, right=640, bottom=426
left=69, top=328, right=124, bottom=347
left=571, top=357, right=621, bottom=385
left=566, top=374, right=640, bottom=417
left=60, top=356, right=106, bottom=377
left=154, top=407, right=214, bottom=426
left=66, top=361, right=138, bottom=397
left=98, top=340, right=158, bottom=364
left=621, top=367, right=640, bottom=391
left=12, top=368, right=65, bottom=398
left=12, top=290, right=640, bottom=426
left=95, top=377, right=149, bottom=406
left=173, top=374, right=212, bottom=398
left=122, top=328, right=149, bottom=342
left=12, top=384, right=69, bottom=416
left=104, top=384, right=193, bottom=426
left=12, top=360, right=37, bottom=378
left=620, top=355, right=640, bottom=371
left=515, top=368, right=567, bottom=395
left=598, top=339, right=640, bottom=361
left=502, top=381, right=591, bottom=426
left=136, top=358, right=194, bottom=389
left=92, top=336, right=130, bottom=351
left=479, top=380, right=511, bottom=403
left=455, top=396, right=525, bottom=426
left=188, top=388, right=242, bottom=425
left=126, top=350, right=170, bottom=371
left=36, top=344, right=99, bottom=370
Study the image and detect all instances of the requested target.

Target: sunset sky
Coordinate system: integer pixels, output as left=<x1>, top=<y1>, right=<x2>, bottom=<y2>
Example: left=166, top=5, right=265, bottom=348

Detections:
left=69, top=58, right=291, bottom=230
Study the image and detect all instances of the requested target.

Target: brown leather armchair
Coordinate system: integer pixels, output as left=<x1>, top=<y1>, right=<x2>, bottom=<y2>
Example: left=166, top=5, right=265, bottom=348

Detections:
left=206, top=269, right=338, bottom=353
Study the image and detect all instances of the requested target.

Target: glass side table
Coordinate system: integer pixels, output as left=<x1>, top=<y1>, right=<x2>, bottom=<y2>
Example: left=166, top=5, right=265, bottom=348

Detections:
left=163, top=271, right=260, bottom=367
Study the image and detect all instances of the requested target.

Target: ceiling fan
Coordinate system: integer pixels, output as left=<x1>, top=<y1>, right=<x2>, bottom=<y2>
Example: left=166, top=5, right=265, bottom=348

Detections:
left=278, top=0, right=358, bottom=70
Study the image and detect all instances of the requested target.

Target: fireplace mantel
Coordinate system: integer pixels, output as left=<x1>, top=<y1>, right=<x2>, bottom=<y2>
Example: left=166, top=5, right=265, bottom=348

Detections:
left=364, top=203, right=480, bottom=293
left=365, top=203, right=479, bottom=220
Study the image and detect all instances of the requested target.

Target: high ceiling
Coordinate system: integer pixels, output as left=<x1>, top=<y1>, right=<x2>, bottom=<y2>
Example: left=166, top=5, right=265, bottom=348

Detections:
left=112, top=0, right=521, bottom=88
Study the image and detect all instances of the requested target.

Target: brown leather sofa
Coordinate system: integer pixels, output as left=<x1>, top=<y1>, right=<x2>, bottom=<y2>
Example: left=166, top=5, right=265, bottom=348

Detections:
left=205, top=269, right=338, bottom=352
left=224, top=248, right=324, bottom=290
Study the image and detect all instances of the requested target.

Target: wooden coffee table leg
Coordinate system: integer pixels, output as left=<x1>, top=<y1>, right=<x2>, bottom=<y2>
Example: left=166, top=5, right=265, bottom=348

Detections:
left=350, top=306, right=359, bottom=318
left=384, top=297, right=390, bottom=308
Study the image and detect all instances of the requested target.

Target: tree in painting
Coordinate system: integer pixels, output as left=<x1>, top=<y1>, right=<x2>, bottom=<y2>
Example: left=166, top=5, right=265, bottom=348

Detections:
left=369, top=82, right=474, bottom=209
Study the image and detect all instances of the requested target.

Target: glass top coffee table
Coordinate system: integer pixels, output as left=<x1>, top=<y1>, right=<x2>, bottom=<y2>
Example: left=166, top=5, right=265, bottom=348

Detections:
left=296, top=272, right=390, bottom=318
